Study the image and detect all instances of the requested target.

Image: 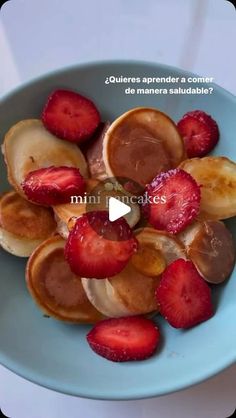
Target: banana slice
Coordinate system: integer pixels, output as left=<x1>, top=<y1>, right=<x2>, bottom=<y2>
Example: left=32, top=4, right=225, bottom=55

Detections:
left=82, top=228, right=186, bottom=317
left=3, top=119, right=88, bottom=197
left=26, top=235, right=104, bottom=323
left=179, top=220, right=235, bottom=284
left=0, top=191, right=56, bottom=257
left=53, top=179, right=140, bottom=239
left=179, top=157, right=236, bottom=220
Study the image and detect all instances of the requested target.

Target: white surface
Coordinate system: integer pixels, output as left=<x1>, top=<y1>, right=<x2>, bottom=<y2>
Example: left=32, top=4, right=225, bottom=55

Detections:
left=109, top=197, right=131, bottom=221
left=0, top=0, right=236, bottom=417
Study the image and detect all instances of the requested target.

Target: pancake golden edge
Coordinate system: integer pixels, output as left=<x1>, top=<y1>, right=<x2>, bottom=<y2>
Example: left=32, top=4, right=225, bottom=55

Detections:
left=26, top=235, right=104, bottom=323
left=179, top=156, right=236, bottom=220
left=179, top=220, right=236, bottom=284
left=0, top=191, right=56, bottom=257
left=2, top=119, right=88, bottom=198
left=82, top=228, right=187, bottom=318
left=102, top=107, right=186, bottom=187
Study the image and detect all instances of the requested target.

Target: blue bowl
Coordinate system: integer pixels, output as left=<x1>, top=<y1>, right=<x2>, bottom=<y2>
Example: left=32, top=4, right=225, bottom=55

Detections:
left=0, top=61, right=235, bottom=399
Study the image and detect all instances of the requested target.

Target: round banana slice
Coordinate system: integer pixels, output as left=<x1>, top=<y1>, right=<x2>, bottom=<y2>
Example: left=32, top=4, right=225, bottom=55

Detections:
left=179, top=220, right=235, bottom=284
left=53, top=179, right=140, bottom=239
left=3, top=119, right=88, bottom=197
left=0, top=191, right=56, bottom=257
left=179, top=157, right=236, bottom=220
left=102, top=108, right=185, bottom=188
left=82, top=228, right=186, bottom=318
left=26, top=235, right=104, bottom=323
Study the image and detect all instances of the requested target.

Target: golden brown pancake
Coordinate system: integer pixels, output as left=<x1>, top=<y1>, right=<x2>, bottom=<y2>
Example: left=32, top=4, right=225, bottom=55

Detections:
left=82, top=228, right=187, bottom=317
left=26, top=235, right=104, bottom=323
left=179, top=220, right=235, bottom=284
left=179, top=157, right=236, bottom=220
left=0, top=191, right=56, bottom=239
left=110, top=228, right=187, bottom=313
left=2, top=119, right=88, bottom=198
left=103, top=108, right=185, bottom=187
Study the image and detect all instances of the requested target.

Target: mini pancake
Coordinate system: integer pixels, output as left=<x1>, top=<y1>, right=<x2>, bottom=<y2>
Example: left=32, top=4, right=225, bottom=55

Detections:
left=0, top=191, right=56, bottom=257
left=86, top=122, right=110, bottom=180
left=0, top=228, right=44, bottom=258
left=53, top=179, right=140, bottom=239
left=179, top=156, right=236, bottom=220
left=3, top=119, right=88, bottom=198
left=179, top=220, right=235, bottom=284
left=102, top=108, right=185, bottom=188
left=82, top=228, right=186, bottom=317
left=0, top=191, right=56, bottom=239
left=26, top=235, right=104, bottom=323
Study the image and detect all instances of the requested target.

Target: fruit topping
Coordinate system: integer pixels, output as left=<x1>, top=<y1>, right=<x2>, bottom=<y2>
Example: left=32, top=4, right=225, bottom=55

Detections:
left=177, top=110, right=219, bottom=158
left=22, top=166, right=85, bottom=206
left=156, top=259, right=214, bottom=328
left=42, top=89, right=100, bottom=143
left=87, top=316, right=160, bottom=362
left=143, top=169, right=201, bottom=234
left=64, top=211, right=138, bottom=279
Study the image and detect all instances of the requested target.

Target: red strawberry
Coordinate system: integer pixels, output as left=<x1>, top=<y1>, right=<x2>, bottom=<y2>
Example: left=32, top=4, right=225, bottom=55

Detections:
left=143, top=168, right=200, bottom=234
left=156, top=259, right=214, bottom=329
left=87, top=316, right=160, bottom=362
left=177, top=110, right=219, bottom=158
left=64, top=211, right=138, bottom=279
left=42, top=89, right=100, bottom=143
left=22, top=166, right=85, bottom=206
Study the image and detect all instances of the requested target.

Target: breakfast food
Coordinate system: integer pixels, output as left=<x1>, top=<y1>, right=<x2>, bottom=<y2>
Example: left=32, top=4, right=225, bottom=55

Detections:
left=156, top=259, right=214, bottom=328
left=0, top=191, right=56, bottom=257
left=88, top=107, right=185, bottom=187
left=177, top=110, right=219, bottom=158
left=22, top=166, right=85, bottom=206
left=53, top=178, right=140, bottom=239
left=142, top=168, right=201, bottom=234
left=87, top=316, right=160, bottom=362
left=26, top=235, right=104, bottom=323
left=3, top=119, right=88, bottom=198
left=81, top=228, right=186, bottom=317
left=179, top=220, right=235, bottom=284
left=1, top=87, right=235, bottom=363
left=86, top=122, right=110, bottom=180
left=179, top=156, right=236, bottom=220
left=65, top=211, right=138, bottom=279
left=42, top=89, right=100, bottom=143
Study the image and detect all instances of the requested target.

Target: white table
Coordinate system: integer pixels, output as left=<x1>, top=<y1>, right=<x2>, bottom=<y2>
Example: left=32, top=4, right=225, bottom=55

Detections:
left=0, top=1, right=235, bottom=417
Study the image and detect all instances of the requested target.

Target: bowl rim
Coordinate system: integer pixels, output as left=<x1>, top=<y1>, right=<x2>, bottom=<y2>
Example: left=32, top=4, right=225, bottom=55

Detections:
left=1, top=59, right=235, bottom=102
left=0, top=59, right=235, bottom=400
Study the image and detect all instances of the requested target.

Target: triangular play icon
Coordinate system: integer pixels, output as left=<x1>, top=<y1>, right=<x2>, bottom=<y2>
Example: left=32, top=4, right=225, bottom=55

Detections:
left=108, top=197, right=131, bottom=222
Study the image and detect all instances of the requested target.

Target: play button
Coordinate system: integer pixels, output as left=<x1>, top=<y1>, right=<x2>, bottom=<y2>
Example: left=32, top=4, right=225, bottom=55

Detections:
left=108, top=197, right=131, bottom=222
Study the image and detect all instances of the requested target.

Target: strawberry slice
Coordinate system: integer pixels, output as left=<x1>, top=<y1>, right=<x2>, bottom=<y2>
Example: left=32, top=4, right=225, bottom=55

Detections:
left=156, top=259, right=214, bottom=329
left=64, top=211, right=138, bottom=279
left=177, top=110, right=219, bottom=158
left=22, top=166, right=85, bottom=206
left=143, top=168, right=200, bottom=234
left=87, top=316, right=160, bottom=362
left=42, top=89, right=100, bottom=143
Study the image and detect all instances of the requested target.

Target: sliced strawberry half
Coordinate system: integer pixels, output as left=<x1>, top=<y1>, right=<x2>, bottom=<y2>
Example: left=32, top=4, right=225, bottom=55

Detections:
left=177, top=110, right=219, bottom=158
left=42, top=89, right=100, bottom=143
left=156, top=259, right=214, bottom=329
left=143, top=168, right=200, bottom=234
left=22, top=166, right=85, bottom=206
left=64, top=211, right=138, bottom=279
left=87, top=316, right=160, bottom=362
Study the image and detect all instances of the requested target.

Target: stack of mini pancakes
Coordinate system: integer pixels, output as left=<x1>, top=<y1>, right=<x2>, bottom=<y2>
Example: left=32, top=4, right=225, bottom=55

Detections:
left=1, top=108, right=235, bottom=324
